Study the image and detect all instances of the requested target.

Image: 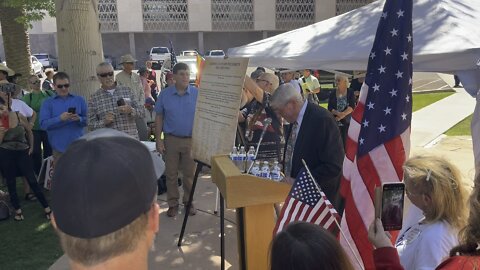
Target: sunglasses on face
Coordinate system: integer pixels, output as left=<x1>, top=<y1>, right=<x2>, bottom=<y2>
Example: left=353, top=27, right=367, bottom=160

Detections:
left=56, top=84, right=70, bottom=89
left=97, top=72, right=114, bottom=78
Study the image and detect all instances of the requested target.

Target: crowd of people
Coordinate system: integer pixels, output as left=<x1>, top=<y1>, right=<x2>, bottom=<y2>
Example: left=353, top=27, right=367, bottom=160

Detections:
left=1, top=58, right=478, bottom=270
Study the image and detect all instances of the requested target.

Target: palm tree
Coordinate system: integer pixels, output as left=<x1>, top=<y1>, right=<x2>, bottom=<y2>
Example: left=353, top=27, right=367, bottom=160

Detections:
left=0, top=2, right=32, bottom=89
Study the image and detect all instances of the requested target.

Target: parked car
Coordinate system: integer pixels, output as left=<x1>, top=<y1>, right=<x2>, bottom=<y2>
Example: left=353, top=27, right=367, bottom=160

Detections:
left=33, top=53, right=58, bottom=70
left=205, top=50, right=225, bottom=58
left=180, top=50, right=198, bottom=57
left=159, top=56, right=198, bottom=87
left=31, top=56, right=44, bottom=76
left=147, top=47, right=170, bottom=69
left=2, top=56, right=44, bottom=76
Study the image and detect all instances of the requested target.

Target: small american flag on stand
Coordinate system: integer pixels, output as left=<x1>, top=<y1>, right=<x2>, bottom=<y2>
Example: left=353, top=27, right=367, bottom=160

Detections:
left=274, top=167, right=340, bottom=234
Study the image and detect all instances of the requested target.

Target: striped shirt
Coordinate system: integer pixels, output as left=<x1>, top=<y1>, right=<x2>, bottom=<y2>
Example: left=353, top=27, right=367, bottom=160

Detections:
left=88, top=86, right=144, bottom=139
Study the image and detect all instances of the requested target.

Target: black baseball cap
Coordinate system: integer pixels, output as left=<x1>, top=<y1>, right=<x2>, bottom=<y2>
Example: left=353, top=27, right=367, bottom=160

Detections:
left=51, top=129, right=157, bottom=239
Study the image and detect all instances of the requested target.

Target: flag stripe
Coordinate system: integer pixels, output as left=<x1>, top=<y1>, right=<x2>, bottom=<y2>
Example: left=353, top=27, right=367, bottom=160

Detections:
left=275, top=168, right=340, bottom=236
left=343, top=179, right=375, bottom=268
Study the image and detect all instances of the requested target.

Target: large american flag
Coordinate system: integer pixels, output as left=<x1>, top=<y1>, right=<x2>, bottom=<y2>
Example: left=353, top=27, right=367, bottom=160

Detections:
left=339, top=0, right=412, bottom=269
left=274, top=168, right=340, bottom=234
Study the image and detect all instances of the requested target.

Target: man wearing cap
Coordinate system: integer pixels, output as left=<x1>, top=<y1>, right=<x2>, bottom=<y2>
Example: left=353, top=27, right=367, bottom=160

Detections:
left=51, top=129, right=160, bottom=270
left=88, top=62, right=143, bottom=139
left=155, top=62, right=198, bottom=217
left=40, top=72, right=87, bottom=161
left=116, top=54, right=148, bottom=141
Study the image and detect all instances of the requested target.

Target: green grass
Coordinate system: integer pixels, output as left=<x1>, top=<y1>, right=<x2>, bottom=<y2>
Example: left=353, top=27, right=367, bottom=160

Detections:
left=412, top=91, right=454, bottom=112
left=0, top=182, right=63, bottom=270
left=319, top=91, right=454, bottom=112
left=445, top=114, right=473, bottom=136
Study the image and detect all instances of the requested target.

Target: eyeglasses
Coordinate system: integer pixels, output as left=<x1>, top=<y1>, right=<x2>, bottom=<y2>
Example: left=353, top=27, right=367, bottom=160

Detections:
left=97, top=72, right=114, bottom=78
left=56, top=84, right=70, bottom=89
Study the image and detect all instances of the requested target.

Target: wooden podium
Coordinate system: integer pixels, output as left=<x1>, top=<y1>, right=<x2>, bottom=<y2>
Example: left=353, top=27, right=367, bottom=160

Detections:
left=211, top=155, right=291, bottom=270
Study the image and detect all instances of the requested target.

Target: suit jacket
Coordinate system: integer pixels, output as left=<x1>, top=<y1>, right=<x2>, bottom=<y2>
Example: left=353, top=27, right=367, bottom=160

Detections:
left=284, top=103, right=344, bottom=206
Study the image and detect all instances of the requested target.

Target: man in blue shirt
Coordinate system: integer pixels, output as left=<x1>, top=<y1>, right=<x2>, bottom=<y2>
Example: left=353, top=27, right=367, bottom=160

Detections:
left=155, top=63, right=198, bottom=217
left=40, top=72, right=87, bottom=162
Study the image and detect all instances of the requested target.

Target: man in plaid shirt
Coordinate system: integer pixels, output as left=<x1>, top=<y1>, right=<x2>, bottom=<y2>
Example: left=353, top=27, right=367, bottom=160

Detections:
left=88, top=62, right=144, bottom=139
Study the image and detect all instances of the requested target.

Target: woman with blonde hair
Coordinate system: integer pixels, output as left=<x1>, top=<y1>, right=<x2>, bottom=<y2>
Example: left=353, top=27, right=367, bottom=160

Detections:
left=369, top=155, right=469, bottom=270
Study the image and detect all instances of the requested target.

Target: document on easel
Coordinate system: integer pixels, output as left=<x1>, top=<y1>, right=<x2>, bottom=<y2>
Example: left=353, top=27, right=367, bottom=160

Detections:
left=192, top=57, right=249, bottom=166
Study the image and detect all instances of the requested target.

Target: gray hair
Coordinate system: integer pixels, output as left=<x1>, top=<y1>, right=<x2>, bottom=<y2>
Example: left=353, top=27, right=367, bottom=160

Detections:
left=270, top=83, right=303, bottom=109
left=96, top=62, right=113, bottom=73
left=335, top=74, right=350, bottom=88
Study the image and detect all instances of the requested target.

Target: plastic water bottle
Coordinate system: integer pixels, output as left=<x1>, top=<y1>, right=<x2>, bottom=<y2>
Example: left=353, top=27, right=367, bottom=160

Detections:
left=238, top=146, right=247, bottom=172
left=270, top=161, right=281, bottom=182
left=251, top=161, right=261, bottom=177
left=230, top=146, right=238, bottom=167
left=246, top=146, right=255, bottom=172
left=261, top=161, right=271, bottom=179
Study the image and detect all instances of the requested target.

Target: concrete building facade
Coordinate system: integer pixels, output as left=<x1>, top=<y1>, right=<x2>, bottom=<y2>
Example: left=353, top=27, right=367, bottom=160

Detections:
left=0, top=0, right=371, bottom=66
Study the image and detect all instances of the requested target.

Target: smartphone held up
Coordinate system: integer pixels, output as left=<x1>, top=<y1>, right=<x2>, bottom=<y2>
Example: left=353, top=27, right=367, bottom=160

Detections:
left=374, top=183, right=405, bottom=231
left=68, top=107, right=76, bottom=114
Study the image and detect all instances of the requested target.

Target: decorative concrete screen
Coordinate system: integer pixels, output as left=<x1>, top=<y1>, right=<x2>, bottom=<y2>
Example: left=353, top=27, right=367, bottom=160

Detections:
left=336, top=0, right=373, bottom=15
left=98, top=0, right=119, bottom=32
left=143, top=0, right=189, bottom=31
left=276, top=0, right=315, bottom=30
left=212, top=0, right=254, bottom=31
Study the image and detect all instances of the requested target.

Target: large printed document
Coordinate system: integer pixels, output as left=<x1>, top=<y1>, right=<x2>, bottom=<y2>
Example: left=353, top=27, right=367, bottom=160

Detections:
left=192, top=57, right=249, bottom=166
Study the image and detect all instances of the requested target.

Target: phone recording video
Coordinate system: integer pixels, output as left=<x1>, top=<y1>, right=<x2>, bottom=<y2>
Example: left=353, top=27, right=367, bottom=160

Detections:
left=68, top=107, right=76, bottom=114
left=375, top=183, right=405, bottom=231
left=378, top=183, right=405, bottom=231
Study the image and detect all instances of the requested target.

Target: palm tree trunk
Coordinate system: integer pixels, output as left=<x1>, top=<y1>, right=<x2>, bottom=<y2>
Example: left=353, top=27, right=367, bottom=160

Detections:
left=0, top=3, right=32, bottom=89
left=55, top=0, right=104, bottom=99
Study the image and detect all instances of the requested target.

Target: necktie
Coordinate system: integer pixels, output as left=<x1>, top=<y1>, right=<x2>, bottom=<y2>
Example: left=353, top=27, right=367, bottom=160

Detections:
left=284, top=121, right=298, bottom=177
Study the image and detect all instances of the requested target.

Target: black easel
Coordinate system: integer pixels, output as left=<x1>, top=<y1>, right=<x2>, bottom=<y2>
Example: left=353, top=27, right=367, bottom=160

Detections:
left=177, top=160, right=227, bottom=270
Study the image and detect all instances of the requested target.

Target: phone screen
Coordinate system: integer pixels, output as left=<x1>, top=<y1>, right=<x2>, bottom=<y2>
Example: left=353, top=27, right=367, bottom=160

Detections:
left=381, top=183, right=405, bottom=231
left=68, top=107, right=76, bottom=114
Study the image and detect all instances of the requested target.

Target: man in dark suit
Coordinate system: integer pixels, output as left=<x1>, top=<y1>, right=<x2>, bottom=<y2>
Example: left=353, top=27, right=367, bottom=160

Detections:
left=270, top=83, right=345, bottom=211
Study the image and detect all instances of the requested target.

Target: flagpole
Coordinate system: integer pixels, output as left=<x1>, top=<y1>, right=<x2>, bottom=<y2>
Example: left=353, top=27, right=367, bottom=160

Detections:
left=301, top=159, right=365, bottom=270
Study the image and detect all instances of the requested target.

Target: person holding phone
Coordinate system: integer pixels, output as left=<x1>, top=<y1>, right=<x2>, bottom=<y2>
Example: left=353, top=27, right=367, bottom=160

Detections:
left=40, top=72, right=87, bottom=162
left=368, top=155, right=469, bottom=270
left=88, top=62, right=143, bottom=139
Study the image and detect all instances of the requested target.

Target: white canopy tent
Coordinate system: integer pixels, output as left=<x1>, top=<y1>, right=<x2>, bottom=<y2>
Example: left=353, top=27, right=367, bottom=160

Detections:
left=228, top=0, right=480, bottom=96
left=229, top=0, right=480, bottom=169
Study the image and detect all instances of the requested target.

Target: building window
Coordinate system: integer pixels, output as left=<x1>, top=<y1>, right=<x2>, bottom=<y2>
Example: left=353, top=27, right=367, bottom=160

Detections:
left=276, top=0, right=315, bottom=30
left=143, top=0, right=189, bottom=32
left=336, top=0, right=373, bottom=15
left=212, top=0, right=254, bottom=31
left=98, top=0, right=119, bottom=32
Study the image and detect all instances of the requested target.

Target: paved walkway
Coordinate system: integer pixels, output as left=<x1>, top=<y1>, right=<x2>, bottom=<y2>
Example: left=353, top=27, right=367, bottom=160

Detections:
left=50, top=72, right=477, bottom=270
left=411, top=87, right=475, bottom=147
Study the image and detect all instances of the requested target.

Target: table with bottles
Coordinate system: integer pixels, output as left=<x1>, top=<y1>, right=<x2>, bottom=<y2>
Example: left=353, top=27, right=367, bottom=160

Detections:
left=229, top=145, right=282, bottom=182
